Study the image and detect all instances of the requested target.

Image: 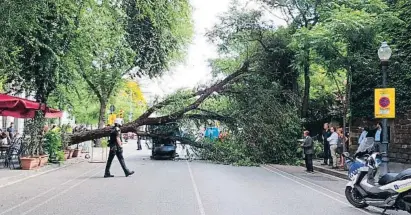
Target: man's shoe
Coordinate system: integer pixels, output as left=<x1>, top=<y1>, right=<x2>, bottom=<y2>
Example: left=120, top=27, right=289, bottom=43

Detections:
left=104, top=174, right=114, bottom=178
left=126, top=171, right=135, bottom=177
left=320, top=163, right=327, bottom=165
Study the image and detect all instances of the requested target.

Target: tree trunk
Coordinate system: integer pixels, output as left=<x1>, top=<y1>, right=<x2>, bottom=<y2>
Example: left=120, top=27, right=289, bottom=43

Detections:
left=344, top=67, right=352, bottom=151
left=98, top=101, right=106, bottom=129
left=94, top=100, right=107, bottom=147
left=301, top=60, right=310, bottom=118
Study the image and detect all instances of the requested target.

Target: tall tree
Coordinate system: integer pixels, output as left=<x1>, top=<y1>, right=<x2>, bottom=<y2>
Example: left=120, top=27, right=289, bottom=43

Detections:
left=66, top=0, right=135, bottom=132
left=123, top=0, right=193, bottom=78
left=259, top=0, right=324, bottom=118
left=0, top=0, right=82, bottom=102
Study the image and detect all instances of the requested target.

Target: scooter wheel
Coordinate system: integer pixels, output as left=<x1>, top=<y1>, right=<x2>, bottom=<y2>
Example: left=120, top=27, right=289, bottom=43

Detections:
left=84, top=154, right=90, bottom=159
left=345, top=187, right=368, bottom=208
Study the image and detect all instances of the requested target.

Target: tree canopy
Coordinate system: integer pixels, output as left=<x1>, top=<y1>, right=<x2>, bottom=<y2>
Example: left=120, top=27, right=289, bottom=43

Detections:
left=3, top=0, right=411, bottom=165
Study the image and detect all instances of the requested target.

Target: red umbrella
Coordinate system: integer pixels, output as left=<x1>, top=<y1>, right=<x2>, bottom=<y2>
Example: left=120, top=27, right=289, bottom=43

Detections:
left=0, top=94, right=63, bottom=118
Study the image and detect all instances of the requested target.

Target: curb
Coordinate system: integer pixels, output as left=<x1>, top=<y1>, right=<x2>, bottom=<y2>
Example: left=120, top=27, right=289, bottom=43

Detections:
left=300, top=162, right=347, bottom=180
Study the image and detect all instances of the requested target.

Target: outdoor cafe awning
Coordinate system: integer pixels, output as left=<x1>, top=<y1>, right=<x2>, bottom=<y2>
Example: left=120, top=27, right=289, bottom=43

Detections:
left=0, top=94, right=63, bottom=118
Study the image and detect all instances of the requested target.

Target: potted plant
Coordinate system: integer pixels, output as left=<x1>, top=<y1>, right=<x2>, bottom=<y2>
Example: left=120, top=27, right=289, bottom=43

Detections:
left=39, top=154, right=49, bottom=167
left=64, top=149, right=70, bottom=159
left=72, top=145, right=81, bottom=157
left=44, top=129, right=62, bottom=163
left=68, top=148, right=74, bottom=159
left=20, top=157, right=39, bottom=170
left=21, top=111, right=46, bottom=170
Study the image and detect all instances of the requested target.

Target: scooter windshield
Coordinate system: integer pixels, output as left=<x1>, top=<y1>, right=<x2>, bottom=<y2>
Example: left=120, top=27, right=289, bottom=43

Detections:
left=356, top=137, right=375, bottom=154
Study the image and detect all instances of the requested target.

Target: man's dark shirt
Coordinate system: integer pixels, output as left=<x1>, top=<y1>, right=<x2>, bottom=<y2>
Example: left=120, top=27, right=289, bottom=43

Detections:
left=322, top=129, right=331, bottom=145
left=109, top=126, right=121, bottom=147
left=7, top=126, right=14, bottom=139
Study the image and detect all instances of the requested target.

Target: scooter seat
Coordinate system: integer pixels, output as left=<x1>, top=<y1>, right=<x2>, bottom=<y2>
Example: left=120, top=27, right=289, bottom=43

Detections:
left=378, top=173, right=398, bottom=185
left=378, top=168, right=411, bottom=185
left=395, top=168, right=411, bottom=180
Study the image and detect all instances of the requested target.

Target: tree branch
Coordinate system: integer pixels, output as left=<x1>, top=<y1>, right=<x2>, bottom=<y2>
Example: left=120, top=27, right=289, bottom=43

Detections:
left=135, top=131, right=210, bottom=148
left=144, top=61, right=249, bottom=125
left=68, top=61, right=249, bottom=144
left=76, top=58, right=102, bottom=100
left=186, top=113, right=235, bottom=123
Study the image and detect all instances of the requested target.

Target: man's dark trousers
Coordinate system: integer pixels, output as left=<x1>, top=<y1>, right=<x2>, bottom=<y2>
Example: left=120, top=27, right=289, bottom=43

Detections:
left=323, top=142, right=332, bottom=164
left=137, top=136, right=142, bottom=150
left=305, top=154, right=314, bottom=172
left=105, top=146, right=130, bottom=175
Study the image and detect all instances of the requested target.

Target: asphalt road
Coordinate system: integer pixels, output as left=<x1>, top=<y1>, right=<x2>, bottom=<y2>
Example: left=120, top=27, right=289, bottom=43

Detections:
left=0, top=141, right=409, bottom=215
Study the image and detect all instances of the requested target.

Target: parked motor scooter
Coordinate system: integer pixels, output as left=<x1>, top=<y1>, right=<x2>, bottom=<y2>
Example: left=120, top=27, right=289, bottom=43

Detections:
left=343, top=152, right=411, bottom=214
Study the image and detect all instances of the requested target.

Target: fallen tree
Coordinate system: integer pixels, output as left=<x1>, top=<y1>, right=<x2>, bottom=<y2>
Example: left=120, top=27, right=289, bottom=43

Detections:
left=68, top=62, right=249, bottom=144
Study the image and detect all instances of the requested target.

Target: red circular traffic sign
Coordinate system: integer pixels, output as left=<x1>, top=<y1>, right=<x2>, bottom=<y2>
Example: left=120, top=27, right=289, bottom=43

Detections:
left=379, top=97, right=390, bottom=108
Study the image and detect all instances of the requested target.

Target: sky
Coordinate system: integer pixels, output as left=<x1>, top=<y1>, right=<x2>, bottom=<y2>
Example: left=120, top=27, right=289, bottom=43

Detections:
left=138, top=0, right=286, bottom=105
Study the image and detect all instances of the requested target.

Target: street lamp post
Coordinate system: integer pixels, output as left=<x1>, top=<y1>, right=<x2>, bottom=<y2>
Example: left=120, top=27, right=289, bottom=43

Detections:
left=378, top=41, right=392, bottom=176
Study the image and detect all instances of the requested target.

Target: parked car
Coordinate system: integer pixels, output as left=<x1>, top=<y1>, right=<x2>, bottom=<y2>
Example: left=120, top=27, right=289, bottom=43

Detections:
left=148, top=123, right=180, bottom=160
left=151, top=137, right=177, bottom=159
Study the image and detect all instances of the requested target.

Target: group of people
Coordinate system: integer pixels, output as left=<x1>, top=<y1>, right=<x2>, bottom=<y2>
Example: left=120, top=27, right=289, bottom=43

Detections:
left=321, top=123, right=348, bottom=170
left=301, top=123, right=349, bottom=173
left=0, top=122, right=17, bottom=145
left=301, top=122, right=384, bottom=173
left=301, top=123, right=348, bottom=173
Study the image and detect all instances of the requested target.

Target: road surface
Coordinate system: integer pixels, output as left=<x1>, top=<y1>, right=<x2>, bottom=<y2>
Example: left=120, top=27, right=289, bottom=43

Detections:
left=0, top=141, right=408, bottom=215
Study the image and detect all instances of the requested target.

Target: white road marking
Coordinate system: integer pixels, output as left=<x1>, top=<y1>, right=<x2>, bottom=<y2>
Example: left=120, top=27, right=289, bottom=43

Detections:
left=20, top=169, right=102, bottom=215
left=3, top=153, right=134, bottom=214
left=265, top=164, right=347, bottom=198
left=0, top=165, right=101, bottom=215
left=261, top=165, right=374, bottom=215
left=187, top=161, right=206, bottom=215
left=264, top=165, right=388, bottom=215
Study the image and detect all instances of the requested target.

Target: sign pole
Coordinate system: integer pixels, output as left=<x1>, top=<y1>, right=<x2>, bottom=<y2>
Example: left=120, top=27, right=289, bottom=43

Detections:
left=374, top=73, right=395, bottom=176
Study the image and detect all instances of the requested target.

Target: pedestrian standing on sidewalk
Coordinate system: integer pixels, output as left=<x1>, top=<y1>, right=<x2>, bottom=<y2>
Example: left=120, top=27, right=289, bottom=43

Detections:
left=337, top=128, right=348, bottom=169
left=358, top=127, right=368, bottom=145
left=374, top=122, right=382, bottom=152
left=321, top=123, right=332, bottom=166
left=104, top=119, right=135, bottom=178
left=301, top=130, right=314, bottom=173
left=327, top=127, right=339, bottom=169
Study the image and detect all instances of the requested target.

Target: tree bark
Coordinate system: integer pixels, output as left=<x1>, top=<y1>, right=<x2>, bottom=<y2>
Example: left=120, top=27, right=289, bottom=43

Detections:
left=98, top=100, right=107, bottom=129
left=94, top=100, right=107, bottom=147
left=301, top=58, right=310, bottom=118
left=68, top=61, right=249, bottom=145
left=344, top=67, right=352, bottom=151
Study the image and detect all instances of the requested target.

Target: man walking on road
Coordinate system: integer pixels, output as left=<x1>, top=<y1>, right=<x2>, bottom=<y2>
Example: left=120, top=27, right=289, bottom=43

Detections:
left=302, top=130, right=314, bottom=173
left=321, top=123, right=332, bottom=166
left=104, top=119, right=135, bottom=178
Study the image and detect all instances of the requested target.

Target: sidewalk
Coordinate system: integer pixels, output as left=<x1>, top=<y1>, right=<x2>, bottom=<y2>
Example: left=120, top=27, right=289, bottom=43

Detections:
left=0, top=157, right=86, bottom=188
left=308, top=159, right=411, bottom=180
left=0, top=140, right=141, bottom=188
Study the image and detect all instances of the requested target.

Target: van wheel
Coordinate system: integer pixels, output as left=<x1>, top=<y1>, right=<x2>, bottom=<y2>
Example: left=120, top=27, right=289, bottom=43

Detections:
left=345, top=187, right=368, bottom=208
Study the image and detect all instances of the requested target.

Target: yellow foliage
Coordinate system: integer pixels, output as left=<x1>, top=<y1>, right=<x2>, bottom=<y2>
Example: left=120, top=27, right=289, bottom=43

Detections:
left=122, top=80, right=146, bottom=106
